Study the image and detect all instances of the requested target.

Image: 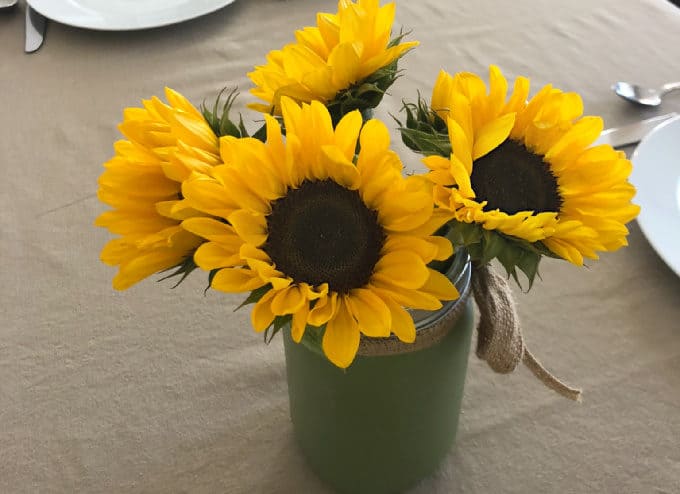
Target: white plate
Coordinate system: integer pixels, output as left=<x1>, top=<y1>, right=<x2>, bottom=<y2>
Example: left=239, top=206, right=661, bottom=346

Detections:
left=29, top=0, right=237, bottom=31
left=630, top=115, right=680, bottom=277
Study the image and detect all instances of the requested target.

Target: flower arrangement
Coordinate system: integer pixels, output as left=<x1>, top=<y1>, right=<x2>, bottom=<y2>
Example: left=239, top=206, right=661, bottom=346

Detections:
left=96, top=0, right=638, bottom=388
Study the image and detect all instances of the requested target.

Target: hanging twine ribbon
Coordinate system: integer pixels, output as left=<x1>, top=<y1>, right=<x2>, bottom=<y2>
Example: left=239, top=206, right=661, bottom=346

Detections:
left=471, top=263, right=582, bottom=402
left=356, top=259, right=582, bottom=401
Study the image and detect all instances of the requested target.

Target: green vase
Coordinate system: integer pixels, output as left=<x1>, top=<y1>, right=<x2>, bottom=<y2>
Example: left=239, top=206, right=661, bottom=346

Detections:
left=283, top=251, right=474, bottom=494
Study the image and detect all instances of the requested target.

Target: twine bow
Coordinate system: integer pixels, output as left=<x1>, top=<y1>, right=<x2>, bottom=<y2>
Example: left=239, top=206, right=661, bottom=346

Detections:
left=471, top=263, right=582, bottom=402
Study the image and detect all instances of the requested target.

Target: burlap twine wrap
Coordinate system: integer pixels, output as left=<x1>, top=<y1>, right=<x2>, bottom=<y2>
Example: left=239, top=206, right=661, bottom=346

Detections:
left=357, top=269, right=473, bottom=357
left=357, top=262, right=582, bottom=401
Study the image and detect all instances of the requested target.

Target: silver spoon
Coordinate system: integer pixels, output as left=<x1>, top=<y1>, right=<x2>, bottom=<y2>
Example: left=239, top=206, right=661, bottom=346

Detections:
left=0, top=0, right=19, bottom=9
left=613, top=81, right=680, bottom=107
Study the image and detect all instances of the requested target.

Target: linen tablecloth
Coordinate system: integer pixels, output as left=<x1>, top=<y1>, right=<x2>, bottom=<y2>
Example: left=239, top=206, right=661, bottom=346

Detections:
left=2, top=0, right=680, bottom=492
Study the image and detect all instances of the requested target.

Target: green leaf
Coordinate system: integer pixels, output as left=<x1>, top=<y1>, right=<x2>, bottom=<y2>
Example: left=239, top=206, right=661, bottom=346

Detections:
left=219, top=114, right=241, bottom=138
left=238, top=114, right=250, bottom=140
left=450, top=221, right=482, bottom=246
left=264, top=315, right=292, bottom=344
left=299, top=323, right=326, bottom=354
left=201, top=86, right=246, bottom=138
left=516, top=250, right=542, bottom=290
left=480, top=230, right=507, bottom=265
left=396, top=93, right=450, bottom=155
left=211, top=87, right=225, bottom=124
left=201, top=106, right=219, bottom=135
left=496, top=241, right=523, bottom=276
left=251, top=121, right=268, bottom=142
left=156, top=256, right=198, bottom=288
left=387, top=29, right=408, bottom=48
left=398, top=128, right=451, bottom=156
left=466, top=242, right=485, bottom=262
left=234, top=284, right=272, bottom=312
left=442, top=219, right=548, bottom=291
left=204, top=268, right=220, bottom=295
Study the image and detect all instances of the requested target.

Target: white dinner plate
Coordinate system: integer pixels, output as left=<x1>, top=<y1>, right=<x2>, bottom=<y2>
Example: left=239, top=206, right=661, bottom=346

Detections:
left=29, top=0, right=237, bottom=31
left=630, top=115, right=680, bottom=277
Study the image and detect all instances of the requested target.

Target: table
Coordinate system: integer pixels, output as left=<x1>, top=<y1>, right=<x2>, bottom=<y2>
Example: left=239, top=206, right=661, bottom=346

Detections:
left=2, top=0, right=680, bottom=492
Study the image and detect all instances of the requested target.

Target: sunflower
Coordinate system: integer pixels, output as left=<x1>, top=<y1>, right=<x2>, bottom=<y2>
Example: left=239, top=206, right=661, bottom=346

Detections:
left=181, top=97, right=458, bottom=368
left=422, top=65, right=640, bottom=268
left=95, top=88, right=221, bottom=290
left=248, top=0, right=418, bottom=118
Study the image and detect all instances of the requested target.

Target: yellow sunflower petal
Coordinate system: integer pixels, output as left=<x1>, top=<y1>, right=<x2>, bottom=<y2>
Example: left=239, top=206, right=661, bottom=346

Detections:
left=193, top=242, right=242, bottom=270
left=291, top=301, right=310, bottom=343
left=347, top=288, right=391, bottom=338
left=181, top=173, right=238, bottom=218
left=228, top=210, right=268, bottom=247
left=181, top=217, right=237, bottom=242
left=381, top=235, right=438, bottom=263
left=423, top=154, right=452, bottom=173
left=472, top=112, right=516, bottom=160
left=371, top=283, right=443, bottom=311
left=377, top=189, right=433, bottom=232
left=172, top=112, right=219, bottom=153
left=321, top=145, right=361, bottom=189
left=449, top=154, right=475, bottom=198
left=487, top=65, right=508, bottom=119
left=420, top=268, right=460, bottom=301
left=271, top=285, right=308, bottom=315
left=252, top=289, right=277, bottom=332
left=300, top=282, right=329, bottom=301
left=504, top=75, right=530, bottom=115
left=542, top=237, right=584, bottom=266
left=296, top=26, right=330, bottom=59
left=217, top=164, right=271, bottom=214
left=308, top=292, right=339, bottom=327
left=544, top=116, right=604, bottom=165
left=164, top=87, right=204, bottom=120
left=426, top=235, right=454, bottom=261
left=334, top=109, right=362, bottom=161
left=239, top=243, right=272, bottom=263
left=211, top=267, right=266, bottom=293
left=446, top=117, right=473, bottom=174
left=380, top=295, right=416, bottom=343
left=449, top=94, right=474, bottom=152
left=328, top=42, right=362, bottom=89
left=243, top=257, right=291, bottom=290
left=359, top=119, right=391, bottom=165
left=322, top=297, right=360, bottom=369
left=281, top=96, right=304, bottom=135
left=405, top=208, right=456, bottom=237
left=372, top=251, right=429, bottom=289
left=111, top=248, right=190, bottom=291
left=431, top=69, right=454, bottom=120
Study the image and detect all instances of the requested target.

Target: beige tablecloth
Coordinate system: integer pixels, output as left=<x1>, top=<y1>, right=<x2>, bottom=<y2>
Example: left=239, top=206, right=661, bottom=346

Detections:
left=2, top=0, right=680, bottom=492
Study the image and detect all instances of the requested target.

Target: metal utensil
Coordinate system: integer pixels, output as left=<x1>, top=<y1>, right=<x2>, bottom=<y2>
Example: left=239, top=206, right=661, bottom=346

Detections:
left=0, top=0, right=18, bottom=9
left=25, top=3, right=46, bottom=53
left=594, top=112, right=678, bottom=148
left=613, top=81, right=680, bottom=107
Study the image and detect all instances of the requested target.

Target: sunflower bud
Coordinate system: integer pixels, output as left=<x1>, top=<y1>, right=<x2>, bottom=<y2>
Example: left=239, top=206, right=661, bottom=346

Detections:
left=396, top=93, right=450, bottom=156
left=201, top=87, right=256, bottom=139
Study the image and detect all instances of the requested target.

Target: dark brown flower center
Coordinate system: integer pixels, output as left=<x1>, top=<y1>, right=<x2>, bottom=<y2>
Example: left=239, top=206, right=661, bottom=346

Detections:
left=470, top=139, right=562, bottom=214
left=264, top=179, right=385, bottom=294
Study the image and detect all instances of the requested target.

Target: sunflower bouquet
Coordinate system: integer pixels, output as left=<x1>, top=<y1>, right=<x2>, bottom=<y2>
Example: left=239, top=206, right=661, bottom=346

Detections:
left=96, top=0, right=638, bottom=388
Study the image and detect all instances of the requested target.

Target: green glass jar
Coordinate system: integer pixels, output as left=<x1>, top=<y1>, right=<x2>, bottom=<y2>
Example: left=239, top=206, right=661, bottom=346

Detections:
left=283, top=249, right=473, bottom=494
